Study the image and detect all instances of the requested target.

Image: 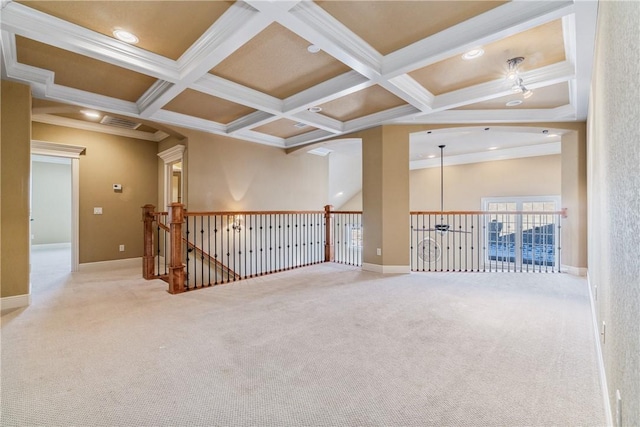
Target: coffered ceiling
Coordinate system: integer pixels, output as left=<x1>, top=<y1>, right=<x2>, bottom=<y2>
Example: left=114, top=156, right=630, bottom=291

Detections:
left=1, top=1, right=597, bottom=149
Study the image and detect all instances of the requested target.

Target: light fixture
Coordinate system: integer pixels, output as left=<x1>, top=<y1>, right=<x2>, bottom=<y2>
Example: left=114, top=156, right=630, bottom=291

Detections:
left=462, top=48, right=484, bottom=60
left=506, top=57, right=533, bottom=99
left=427, top=154, right=436, bottom=159
left=308, top=106, right=322, bottom=113
left=506, top=56, right=524, bottom=80
left=506, top=100, right=523, bottom=107
left=307, top=44, right=320, bottom=54
left=113, top=29, right=139, bottom=44
left=81, top=110, right=101, bottom=119
left=488, top=146, right=499, bottom=150
left=231, top=215, right=243, bottom=233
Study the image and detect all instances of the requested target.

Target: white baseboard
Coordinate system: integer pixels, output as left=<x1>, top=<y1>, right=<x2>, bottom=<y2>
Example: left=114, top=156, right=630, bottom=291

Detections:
left=79, top=257, right=141, bottom=272
left=561, top=264, right=588, bottom=276
left=362, top=263, right=410, bottom=274
left=587, top=272, right=613, bottom=427
left=1, top=293, right=31, bottom=311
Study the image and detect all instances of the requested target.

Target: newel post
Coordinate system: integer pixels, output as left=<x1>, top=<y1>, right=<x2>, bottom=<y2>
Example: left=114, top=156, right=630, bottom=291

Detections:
left=142, top=204, right=156, bottom=280
left=324, top=205, right=334, bottom=262
left=168, top=203, right=185, bottom=294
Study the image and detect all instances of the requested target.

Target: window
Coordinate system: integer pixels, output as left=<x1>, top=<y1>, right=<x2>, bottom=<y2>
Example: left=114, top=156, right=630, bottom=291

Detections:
left=482, top=196, right=560, bottom=268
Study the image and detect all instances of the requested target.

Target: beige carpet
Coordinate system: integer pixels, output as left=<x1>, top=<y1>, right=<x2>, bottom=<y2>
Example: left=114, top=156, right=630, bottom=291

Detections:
left=1, top=248, right=605, bottom=426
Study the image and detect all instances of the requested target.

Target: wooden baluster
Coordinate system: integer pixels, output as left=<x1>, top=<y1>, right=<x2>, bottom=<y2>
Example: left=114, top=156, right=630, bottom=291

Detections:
left=142, top=204, right=156, bottom=280
left=324, top=205, right=334, bottom=262
left=168, top=203, right=185, bottom=294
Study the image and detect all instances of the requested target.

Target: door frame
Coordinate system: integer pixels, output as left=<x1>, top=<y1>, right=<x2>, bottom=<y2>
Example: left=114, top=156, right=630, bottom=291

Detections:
left=31, top=140, right=85, bottom=272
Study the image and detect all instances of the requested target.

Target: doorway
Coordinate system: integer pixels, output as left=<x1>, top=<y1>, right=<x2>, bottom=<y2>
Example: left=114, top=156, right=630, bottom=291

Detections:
left=30, top=154, right=72, bottom=275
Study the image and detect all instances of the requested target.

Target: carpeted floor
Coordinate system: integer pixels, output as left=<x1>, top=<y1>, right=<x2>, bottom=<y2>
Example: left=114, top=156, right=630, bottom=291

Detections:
left=1, top=247, right=605, bottom=426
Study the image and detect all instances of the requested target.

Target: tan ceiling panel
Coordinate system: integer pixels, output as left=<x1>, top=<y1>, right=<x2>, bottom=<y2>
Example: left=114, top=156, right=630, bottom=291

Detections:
left=410, top=20, right=566, bottom=95
left=16, top=36, right=156, bottom=102
left=253, top=119, right=319, bottom=139
left=163, top=89, right=256, bottom=124
left=17, top=1, right=232, bottom=60
left=456, top=82, right=570, bottom=110
left=318, top=85, right=407, bottom=122
left=316, top=1, right=506, bottom=56
left=210, top=23, right=350, bottom=99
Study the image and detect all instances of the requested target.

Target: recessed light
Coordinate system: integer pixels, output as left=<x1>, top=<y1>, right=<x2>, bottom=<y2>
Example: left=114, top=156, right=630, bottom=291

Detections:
left=506, top=100, right=523, bottom=107
left=427, top=154, right=436, bottom=159
left=307, top=45, right=320, bottom=54
left=462, top=48, right=484, bottom=60
left=113, top=29, right=139, bottom=44
left=484, top=128, right=490, bottom=131
left=308, top=106, right=322, bottom=113
left=81, top=110, right=101, bottom=119
left=336, top=192, right=344, bottom=197
left=488, top=146, right=499, bottom=150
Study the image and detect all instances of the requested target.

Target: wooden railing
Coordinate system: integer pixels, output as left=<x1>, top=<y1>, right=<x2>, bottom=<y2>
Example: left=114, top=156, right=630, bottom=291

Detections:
left=143, top=206, right=565, bottom=294
left=143, top=204, right=334, bottom=293
left=410, top=210, right=567, bottom=273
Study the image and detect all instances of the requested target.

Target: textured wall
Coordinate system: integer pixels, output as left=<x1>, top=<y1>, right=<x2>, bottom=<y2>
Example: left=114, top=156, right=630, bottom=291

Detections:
left=588, top=1, right=640, bottom=426
left=183, top=128, right=328, bottom=211
left=0, top=81, right=31, bottom=299
left=32, top=123, right=158, bottom=263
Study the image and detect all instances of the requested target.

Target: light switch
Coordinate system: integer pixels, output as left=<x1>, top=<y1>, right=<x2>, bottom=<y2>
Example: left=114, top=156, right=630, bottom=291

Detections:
left=94, top=207, right=103, bottom=215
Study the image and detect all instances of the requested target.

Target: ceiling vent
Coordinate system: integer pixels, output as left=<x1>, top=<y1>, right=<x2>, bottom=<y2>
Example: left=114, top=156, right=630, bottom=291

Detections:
left=293, top=122, right=308, bottom=129
left=100, top=115, right=141, bottom=130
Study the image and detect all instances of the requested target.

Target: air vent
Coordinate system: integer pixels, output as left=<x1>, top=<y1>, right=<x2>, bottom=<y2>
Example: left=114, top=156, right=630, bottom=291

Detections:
left=100, top=115, right=141, bottom=130
left=293, top=122, right=307, bottom=129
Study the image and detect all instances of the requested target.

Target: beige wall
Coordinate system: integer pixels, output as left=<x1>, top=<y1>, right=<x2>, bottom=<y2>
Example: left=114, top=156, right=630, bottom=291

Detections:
left=1, top=81, right=32, bottom=299
left=181, top=128, right=328, bottom=211
left=411, top=155, right=561, bottom=211
left=32, top=123, right=158, bottom=263
left=588, top=2, right=640, bottom=425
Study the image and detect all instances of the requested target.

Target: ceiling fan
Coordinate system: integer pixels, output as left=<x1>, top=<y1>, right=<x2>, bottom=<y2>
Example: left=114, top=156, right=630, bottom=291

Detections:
left=415, top=144, right=471, bottom=235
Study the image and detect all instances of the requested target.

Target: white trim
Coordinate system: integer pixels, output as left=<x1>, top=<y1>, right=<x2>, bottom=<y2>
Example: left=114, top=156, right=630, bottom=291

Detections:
left=157, top=144, right=185, bottom=164
left=560, top=265, right=587, bottom=276
left=362, top=263, right=410, bottom=274
left=31, top=140, right=85, bottom=158
left=31, top=242, right=71, bottom=250
left=158, top=145, right=186, bottom=209
left=31, top=140, right=84, bottom=272
left=78, top=257, right=141, bottom=272
left=587, top=272, right=613, bottom=427
left=1, top=293, right=31, bottom=311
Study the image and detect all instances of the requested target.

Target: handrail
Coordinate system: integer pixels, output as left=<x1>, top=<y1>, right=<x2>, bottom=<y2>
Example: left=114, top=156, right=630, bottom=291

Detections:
left=411, top=209, right=567, bottom=217
left=184, top=210, right=323, bottom=216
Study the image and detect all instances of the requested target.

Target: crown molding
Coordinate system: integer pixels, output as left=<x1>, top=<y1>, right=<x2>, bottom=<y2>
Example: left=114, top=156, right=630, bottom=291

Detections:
left=344, top=104, right=420, bottom=134
left=385, top=75, right=435, bottom=112
left=283, top=71, right=371, bottom=113
left=31, top=140, right=86, bottom=158
left=283, top=1, right=382, bottom=79
left=226, top=111, right=276, bottom=135
left=1, top=2, right=179, bottom=81
left=158, top=145, right=185, bottom=163
left=383, top=1, right=575, bottom=78
left=192, top=74, right=283, bottom=114
left=409, top=142, right=561, bottom=170
left=406, top=105, right=576, bottom=125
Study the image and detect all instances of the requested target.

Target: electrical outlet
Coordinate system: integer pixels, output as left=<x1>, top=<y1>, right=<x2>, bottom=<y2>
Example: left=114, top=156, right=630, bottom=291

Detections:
left=376, top=248, right=382, bottom=256
left=94, top=207, right=103, bottom=215
left=119, top=244, right=125, bottom=252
